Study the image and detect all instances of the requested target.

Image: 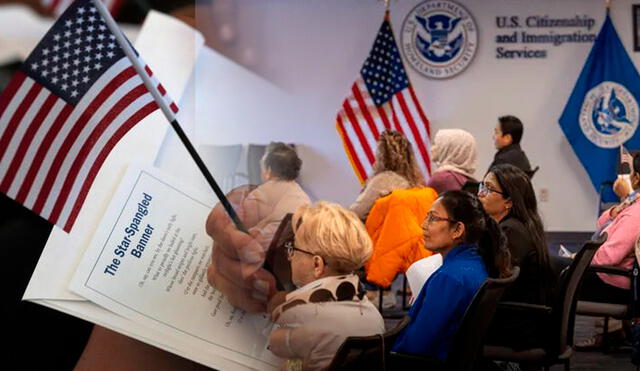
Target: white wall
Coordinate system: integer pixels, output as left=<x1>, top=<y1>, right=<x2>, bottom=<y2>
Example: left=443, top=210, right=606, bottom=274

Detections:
left=187, top=0, right=640, bottom=232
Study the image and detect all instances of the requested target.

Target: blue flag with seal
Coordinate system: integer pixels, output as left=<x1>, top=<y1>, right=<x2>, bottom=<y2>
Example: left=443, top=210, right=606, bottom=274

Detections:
left=559, top=12, right=640, bottom=202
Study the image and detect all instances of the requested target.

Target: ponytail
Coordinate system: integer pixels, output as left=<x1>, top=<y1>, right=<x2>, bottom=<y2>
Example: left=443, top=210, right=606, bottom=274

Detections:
left=439, top=190, right=513, bottom=279
left=479, top=212, right=512, bottom=278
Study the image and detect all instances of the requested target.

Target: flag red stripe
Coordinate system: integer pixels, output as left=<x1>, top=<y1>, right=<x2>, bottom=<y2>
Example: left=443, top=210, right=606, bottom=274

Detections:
left=145, top=65, right=153, bottom=77
left=336, top=116, right=367, bottom=182
left=170, top=102, right=179, bottom=113
left=0, top=72, right=27, bottom=118
left=49, top=84, right=148, bottom=224
left=408, top=86, right=431, bottom=138
left=388, top=102, right=404, bottom=134
left=0, top=93, right=58, bottom=193
left=48, top=0, right=62, bottom=14
left=15, top=104, right=73, bottom=204
left=375, top=106, right=392, bottom=130
left=342, top=101, right=375, bottom=164
left=157, top=83, right=166, bottom=95
left=64, top=100, right=159, bottom=231
left=32, top=66, right=136, bottom=214
left=396, top=92, right=431, bottom=174
left=351, top=83, right=379, bottom=139
left=0, top=83, right=43, bottom=163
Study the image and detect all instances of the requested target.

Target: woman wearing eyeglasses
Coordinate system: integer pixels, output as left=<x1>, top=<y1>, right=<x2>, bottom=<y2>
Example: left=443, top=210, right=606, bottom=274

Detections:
left=392, top=190, right=512, bottom=359
left=478, top=164, right=554, bottom=350
left=267, top=202, right=384, bottom=371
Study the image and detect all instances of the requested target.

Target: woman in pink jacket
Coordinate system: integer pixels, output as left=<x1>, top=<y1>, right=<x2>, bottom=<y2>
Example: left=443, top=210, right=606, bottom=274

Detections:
left=572, top=151, right=640, bottom=348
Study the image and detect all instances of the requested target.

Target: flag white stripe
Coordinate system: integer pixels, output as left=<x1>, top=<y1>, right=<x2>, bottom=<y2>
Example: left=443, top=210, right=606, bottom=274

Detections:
left=344, top=98, right=377, bottom=164
left=0, top=79, right=35, bottom=141
left=340, top=115, right=373, bottom=176
left=23, top=58, right=132, bottom=209
left=401, top=89, right=431, bottom=151
left=389, top=96, right=430, bottom=177
left=40, top=68, right=144, bottom=218
left=6, top=99, right=66, bottom=199
left=0, top=89, right=49, bottom=181
left=355, top=79, right=387, bottom=137
left=57, top=93, right=154, bottom=225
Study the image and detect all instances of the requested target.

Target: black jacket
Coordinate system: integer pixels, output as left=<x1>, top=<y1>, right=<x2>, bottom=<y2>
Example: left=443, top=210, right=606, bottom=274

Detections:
left=489, top=143, right=532, bottom=174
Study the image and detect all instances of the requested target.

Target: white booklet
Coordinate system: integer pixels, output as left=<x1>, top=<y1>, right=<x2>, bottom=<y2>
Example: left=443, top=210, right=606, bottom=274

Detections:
left=69, top=164, right=280, bottom=371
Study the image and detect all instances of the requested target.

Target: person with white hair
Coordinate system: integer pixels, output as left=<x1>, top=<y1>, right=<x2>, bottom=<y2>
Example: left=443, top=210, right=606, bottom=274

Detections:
left=267, top=202, right=385, bottom=371
left=427, top=129, right=478, bottom=194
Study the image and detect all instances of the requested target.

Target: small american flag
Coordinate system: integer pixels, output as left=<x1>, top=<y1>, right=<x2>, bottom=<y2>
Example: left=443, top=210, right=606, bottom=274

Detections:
left=335, top=17, right=432, bottom=184
left=0, top=0, right=176, bottom=232
left=42, top=0, right=125, bottom=18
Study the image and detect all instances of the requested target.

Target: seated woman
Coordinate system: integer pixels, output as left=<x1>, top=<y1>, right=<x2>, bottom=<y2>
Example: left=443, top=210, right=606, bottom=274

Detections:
left=267, top=202, right=385, bottom=371
left=427, top=129, right=478, bottom=194
left=349, top=130, right=425, bottom=220
left=392, top=190, right=512, bottom=359
left=242, top=142, right=311, bottom=248
left=479, top=164, right=554, bottom=349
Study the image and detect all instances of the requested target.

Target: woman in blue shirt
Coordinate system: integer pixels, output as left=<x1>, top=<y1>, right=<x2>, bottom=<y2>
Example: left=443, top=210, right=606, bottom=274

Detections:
left=393, top=190, right=512, bottom=360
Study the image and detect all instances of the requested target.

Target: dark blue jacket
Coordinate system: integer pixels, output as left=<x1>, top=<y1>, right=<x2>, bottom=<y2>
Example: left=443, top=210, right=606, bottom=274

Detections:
left=392, top=243, right=488, bottom=360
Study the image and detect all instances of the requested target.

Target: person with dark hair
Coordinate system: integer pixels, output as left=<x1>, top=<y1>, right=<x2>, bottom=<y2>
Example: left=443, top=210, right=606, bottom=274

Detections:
left=488, top=115, right=532, bottom=175
left=479, top=164, right=554, bottom=349
left=241, top=142, right=311, bottom=249
left=392, top=190, right=512, bottom=360
left=350, top=130, right=425, bottom=220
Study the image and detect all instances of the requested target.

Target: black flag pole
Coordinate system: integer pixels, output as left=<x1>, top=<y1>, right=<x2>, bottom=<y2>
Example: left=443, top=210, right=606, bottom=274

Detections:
left=91, top=0, right=248, bottom=234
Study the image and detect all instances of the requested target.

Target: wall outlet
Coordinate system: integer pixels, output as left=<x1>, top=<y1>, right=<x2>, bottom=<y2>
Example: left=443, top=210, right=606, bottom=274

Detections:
left=539, top=188, right=549, bottom=202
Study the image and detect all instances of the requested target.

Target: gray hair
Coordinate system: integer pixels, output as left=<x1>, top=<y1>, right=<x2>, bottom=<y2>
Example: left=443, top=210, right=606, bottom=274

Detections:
left=261, top=142, right=302, bottom=180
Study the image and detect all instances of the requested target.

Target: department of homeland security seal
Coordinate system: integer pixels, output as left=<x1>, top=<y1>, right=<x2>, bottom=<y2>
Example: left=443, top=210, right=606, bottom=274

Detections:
left=400, top=0, right=478, bottom=79
left=579, top=82, right=639, bottom=148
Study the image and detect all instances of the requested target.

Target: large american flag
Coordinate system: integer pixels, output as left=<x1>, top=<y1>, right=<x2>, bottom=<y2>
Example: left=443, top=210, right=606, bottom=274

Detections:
left=42, top=0, right=125, bottom=18
left=335, top=18, right=432, bottom=184
left=0, top=0, right=176, bottom=232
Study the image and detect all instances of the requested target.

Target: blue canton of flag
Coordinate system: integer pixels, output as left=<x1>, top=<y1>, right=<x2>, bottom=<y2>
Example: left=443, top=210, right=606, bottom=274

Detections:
left=559, top=13, right=640, bottom=202
left=361, top=21, right=410, bottom=106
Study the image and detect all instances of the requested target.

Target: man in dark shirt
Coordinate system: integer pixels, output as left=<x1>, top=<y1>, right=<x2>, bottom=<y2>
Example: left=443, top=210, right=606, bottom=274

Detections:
left=489, top=115, right=533, bottom=175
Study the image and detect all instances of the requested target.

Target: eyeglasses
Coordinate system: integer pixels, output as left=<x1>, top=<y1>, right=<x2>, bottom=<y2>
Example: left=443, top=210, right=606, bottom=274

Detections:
left=424, top=211, right=457, bottom=226
left=478, top=182, right=505, bottom=197
left=285, top=240, right=328, bottom=265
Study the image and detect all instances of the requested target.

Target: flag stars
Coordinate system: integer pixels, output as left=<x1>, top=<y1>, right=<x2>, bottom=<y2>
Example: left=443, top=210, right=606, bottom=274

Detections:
left=99, top=24, right=106, bottom=31
left=97, top=34, right=105, bottom=41
left=63, top=51, right=71, bottom=59
left=106, top=51, right=115, bottom=58
left=71, top=90, right=78, bottom=98
left=86, top=35, right=94, bottom=42
left=78, top=7, right=85, bottom=14
left=85, top=45, right=92, bottom=52
left=41, top=59, right=49, bottom=67
left=61, top=83, right=68, bottom=91
left=87, top=25, right=95, bottom=32
left=31, top=62, right=38, bottom=70
left=83, top=66, right=90, bottom=73
left=42, top=48, right=50, bottom=56
left=94, top=63, right=102, bottom=70
left=75, top=27, right=83, bottom=35
left=65, top=20, right=73, bottom=27
left=88, top=16, right=96, bottom=22
left=72, top=69, right=79, bottom=76
left=73, top=59, right=80, bottom=66
left=61, top=72, right=69, bottom=80
left=108, top=43, right=115, bottom=49
left=52, top=66, right=59, bottom=74
left=76, top=17, right=85, bottom=25
left=72, top=79, right=79, bottom=87
left=82, top=76, right=89, bottom=83
left=42, top=70, right=49, bottom=77
left=84, top=56, right=91, bottom=63
left=51, top=77, right=59, bottom=84
left=53, top=34, right=61, bottom=41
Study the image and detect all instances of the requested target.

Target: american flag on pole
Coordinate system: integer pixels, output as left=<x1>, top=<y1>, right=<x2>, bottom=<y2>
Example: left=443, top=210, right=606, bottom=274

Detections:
left=42, top=0, right=125, bottom=18
left=0, top=0, right=177, bottom=232
left=335, top=17, right=432, bottom=184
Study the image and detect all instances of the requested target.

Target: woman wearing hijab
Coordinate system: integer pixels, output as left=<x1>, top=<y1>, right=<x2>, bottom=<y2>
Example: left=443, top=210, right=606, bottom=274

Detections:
left=427, top=129, right=478, bottom=194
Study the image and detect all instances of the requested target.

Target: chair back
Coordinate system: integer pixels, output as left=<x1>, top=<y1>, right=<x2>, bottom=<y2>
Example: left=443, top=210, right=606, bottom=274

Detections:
left=550, top=234, right=606, bottom=355
left=445, top=266, right=520, bottom=371
left=326, top=316, right=410, bottom=371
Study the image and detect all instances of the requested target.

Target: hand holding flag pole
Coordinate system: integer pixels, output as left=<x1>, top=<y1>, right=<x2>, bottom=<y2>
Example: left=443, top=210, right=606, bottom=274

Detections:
left=90, top=0, right=248, bottom=233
